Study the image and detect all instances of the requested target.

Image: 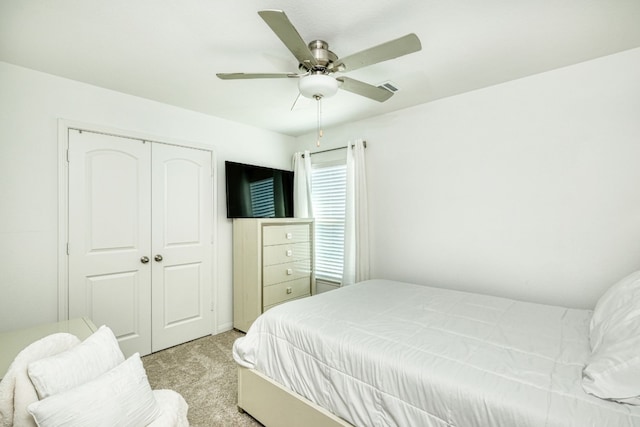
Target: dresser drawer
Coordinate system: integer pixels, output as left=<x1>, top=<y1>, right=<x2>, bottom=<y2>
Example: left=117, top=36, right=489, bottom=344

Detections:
left=263, top=260, right=311, bottom=286
left=263, top=277, right=311, bottom=308
left=263, top=242, right=310, bottom=266
left=263, top=224, right=310, bottom=246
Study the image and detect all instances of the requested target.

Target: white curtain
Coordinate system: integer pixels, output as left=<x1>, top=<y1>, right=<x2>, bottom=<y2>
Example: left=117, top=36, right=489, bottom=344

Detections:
left=292, top=151, right=313, bottom=218
left=342, top=139, right=369, bottom=285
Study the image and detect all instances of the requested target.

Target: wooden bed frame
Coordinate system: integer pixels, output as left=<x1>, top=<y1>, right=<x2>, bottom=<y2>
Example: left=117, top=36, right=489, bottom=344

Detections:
left=237, top=367, right=353, bottom=427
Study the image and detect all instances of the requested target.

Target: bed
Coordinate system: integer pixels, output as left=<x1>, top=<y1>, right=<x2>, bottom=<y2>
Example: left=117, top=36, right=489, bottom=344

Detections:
left=233, top=278, right=640, bottom=427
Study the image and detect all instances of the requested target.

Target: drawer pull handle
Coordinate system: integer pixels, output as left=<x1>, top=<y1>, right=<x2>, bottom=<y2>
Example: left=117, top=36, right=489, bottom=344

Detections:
left=286, top=287, right=293, bottom=294
left=286, top=249, right=293, bottom=257
left=286, top=268, right=293, bottom=275
left=286, top=232, right=292, bottom=239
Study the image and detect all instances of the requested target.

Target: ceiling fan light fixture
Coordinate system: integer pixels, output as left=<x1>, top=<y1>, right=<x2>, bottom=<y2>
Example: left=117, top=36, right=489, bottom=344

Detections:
left=298, top=74, right=338, bottom=99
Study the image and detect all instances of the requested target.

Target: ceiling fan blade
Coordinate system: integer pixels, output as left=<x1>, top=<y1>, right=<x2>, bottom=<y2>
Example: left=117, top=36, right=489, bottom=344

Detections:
left=258, top=10, right=317, bottom=68
left=332, top=33, right=421, bottom=72
left=216, top=72, right=298, bottom=80
left=337, top=77, right=394, bottom=102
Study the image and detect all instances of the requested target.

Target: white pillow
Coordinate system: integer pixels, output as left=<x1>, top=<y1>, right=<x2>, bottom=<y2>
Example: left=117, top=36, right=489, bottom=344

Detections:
left=27, top=325, right=124, bottom=399
left=582, top=334, right=640, bottom=405
left=27, top=354, right=161, bottom=427
left=589, top=270, right=640, bottom=352
left=583, top=270, right=640, bottom=404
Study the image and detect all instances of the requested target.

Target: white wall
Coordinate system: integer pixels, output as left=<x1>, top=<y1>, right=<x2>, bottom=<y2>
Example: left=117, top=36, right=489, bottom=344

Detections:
left=296, top=47, right=640, bottom=309
left=0, top=61, right=295, bottom=332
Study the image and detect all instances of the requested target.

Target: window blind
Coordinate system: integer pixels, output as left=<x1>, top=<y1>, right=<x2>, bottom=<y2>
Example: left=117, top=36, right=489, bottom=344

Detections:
left=311, top=163, right=347, bottom=282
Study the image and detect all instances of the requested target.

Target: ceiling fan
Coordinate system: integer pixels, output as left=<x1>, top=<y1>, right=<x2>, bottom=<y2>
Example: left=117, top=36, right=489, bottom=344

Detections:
left=216, top=10, right=422, bottom=103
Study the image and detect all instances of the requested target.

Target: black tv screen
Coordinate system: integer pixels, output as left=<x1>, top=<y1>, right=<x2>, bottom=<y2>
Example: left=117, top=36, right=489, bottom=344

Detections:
left=225, top=161, right=294, bottom=218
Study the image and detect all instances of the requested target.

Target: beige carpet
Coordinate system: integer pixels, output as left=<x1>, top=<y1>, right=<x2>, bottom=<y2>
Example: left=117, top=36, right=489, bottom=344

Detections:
left=142, top=330, right=262, bottom=427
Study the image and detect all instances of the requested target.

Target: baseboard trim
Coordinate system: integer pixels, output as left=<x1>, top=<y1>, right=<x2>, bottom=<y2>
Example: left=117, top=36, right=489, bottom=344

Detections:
left=217, top=322, right=234, bottom=334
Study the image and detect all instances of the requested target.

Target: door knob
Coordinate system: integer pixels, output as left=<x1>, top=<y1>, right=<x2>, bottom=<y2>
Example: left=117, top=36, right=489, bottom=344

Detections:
left=154, top=254, right=163, bottom=262
left=140, top=256, right=150, bottom=264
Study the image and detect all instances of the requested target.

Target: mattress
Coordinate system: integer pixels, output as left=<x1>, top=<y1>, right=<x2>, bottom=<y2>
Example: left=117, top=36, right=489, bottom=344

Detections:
left=233, top=279, right=640, bottom=427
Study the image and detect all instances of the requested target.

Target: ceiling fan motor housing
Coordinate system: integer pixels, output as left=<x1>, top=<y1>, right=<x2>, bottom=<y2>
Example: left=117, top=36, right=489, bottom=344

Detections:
left=299, top=40, right=338, bottom=73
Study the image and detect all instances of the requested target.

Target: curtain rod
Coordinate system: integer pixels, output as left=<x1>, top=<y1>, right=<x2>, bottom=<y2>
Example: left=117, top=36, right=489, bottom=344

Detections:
left=302, top=141, right=367, bottom=158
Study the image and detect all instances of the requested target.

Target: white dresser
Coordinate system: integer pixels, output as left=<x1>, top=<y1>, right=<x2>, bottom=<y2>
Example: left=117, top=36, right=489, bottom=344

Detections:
left=233, top=218, right=315, bottom=332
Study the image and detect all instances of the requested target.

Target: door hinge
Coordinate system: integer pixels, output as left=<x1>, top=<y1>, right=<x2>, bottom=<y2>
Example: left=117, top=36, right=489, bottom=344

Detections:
left=66, top=243, right=70, bottom=255
left=66, top=149, right=70, bottom=163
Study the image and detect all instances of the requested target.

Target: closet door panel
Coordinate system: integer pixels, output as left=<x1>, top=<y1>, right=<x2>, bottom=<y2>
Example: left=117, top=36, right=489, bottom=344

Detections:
left=163, top=263, right=201, bottom=324
left=86, top=272, right=140, bottom=341
left=151, top=143, right=213, bottom=352
left=68, top=130, right=152, bottom=356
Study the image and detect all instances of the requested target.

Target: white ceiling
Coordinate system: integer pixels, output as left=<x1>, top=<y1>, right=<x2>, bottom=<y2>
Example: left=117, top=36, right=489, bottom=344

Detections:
left=2, top=1, right=640, bottom=136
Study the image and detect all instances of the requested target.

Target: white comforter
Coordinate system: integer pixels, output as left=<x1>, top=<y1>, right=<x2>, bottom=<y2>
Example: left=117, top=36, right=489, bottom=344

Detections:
left=234, top=279, right=640, bottom=427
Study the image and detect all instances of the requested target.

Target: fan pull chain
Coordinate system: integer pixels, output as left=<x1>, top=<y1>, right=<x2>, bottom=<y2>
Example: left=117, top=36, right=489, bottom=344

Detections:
left=315, top=95, right=323, bottom=147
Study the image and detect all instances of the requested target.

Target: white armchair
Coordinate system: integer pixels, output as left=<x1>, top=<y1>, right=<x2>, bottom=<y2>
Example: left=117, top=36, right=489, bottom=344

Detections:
left=0, top=327, right=188, bottom=427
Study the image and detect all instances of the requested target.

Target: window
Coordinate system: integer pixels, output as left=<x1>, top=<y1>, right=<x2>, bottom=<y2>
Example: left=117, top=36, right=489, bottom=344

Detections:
left=311, top=162, right=347, bottom=282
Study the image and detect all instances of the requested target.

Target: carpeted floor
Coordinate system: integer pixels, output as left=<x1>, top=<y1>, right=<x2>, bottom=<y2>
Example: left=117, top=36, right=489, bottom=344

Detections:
left=142, top=330, right=262, bottom=427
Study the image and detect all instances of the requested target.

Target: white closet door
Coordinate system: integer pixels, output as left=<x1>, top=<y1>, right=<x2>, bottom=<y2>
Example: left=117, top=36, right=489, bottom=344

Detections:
left=68, top=130, right=152, bottom=356
left=151, top=143, right=213, bottom=352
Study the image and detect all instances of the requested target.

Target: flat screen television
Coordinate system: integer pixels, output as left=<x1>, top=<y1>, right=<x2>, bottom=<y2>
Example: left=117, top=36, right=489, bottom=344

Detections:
left=225, top=161, right=294, bottom=218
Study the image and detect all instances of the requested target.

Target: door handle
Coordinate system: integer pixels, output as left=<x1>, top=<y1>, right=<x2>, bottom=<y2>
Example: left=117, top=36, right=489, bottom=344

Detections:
left=140, top=256, right=150, bottom=264
left=154, top=254, right=163, bottom=262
